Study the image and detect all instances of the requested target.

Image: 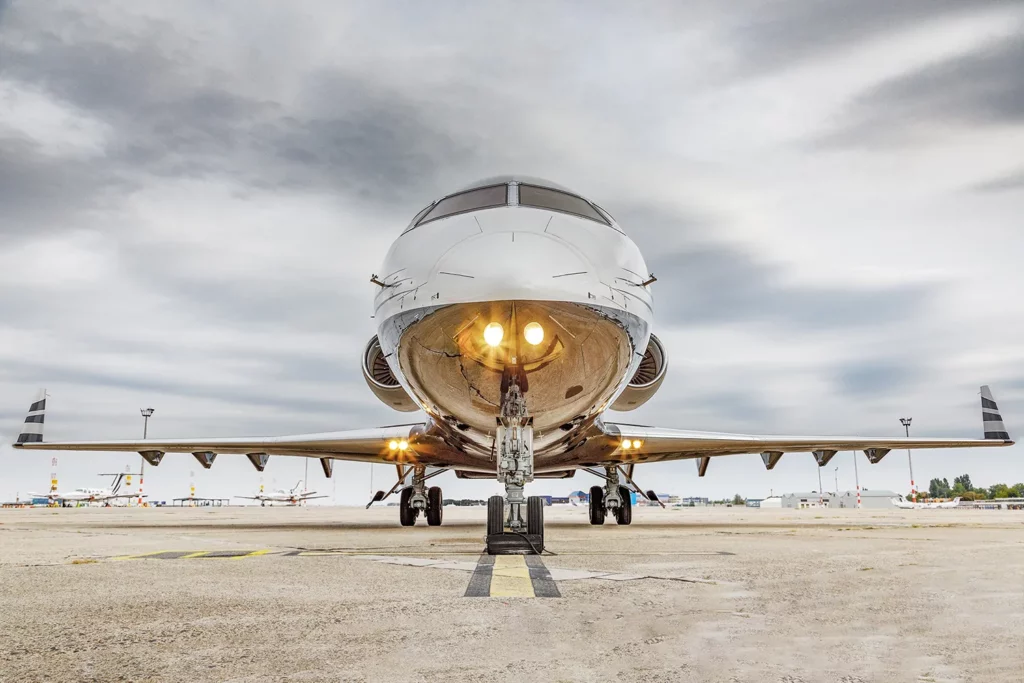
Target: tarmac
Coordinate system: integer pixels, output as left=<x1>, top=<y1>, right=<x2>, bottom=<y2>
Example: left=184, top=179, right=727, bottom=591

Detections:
left=1, top=505, right=1021, bottom=682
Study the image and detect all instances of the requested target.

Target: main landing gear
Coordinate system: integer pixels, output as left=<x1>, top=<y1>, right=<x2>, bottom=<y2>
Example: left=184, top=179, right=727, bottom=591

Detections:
left=367, top=464, right=445, bottom=527
left=584, top=464, right=657, bottom=525
left=485, top=375, right=545, bottom=555
left=588, top=483, right=632, bottom=525
left=397, top=465, right=444, bottom=527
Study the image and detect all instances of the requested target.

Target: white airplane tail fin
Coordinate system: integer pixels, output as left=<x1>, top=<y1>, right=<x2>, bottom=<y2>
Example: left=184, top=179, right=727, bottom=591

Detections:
left=981, top=386, right=1010, bottom=441
left=17, top=389, right=47, bottom=444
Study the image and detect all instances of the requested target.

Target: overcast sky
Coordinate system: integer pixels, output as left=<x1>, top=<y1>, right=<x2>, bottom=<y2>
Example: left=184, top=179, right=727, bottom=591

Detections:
left=2, top=1, right=1022, bottom=505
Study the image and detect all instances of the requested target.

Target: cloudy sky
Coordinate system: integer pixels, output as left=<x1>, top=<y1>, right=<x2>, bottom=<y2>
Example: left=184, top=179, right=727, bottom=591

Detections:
left=2, top=1, right=1022, bottom=505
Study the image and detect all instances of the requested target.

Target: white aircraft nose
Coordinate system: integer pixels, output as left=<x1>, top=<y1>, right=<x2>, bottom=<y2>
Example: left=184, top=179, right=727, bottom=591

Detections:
left=433, top=231, right=597, bottom=301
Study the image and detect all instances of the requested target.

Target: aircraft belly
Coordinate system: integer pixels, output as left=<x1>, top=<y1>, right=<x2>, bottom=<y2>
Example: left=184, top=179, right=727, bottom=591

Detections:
left=386, top=301, right=642, bottom=436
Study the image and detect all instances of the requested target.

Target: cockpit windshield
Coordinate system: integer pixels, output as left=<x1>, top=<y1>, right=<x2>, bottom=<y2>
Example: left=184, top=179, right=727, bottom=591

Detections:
left=404, top=178, right=618, bottom=233
left=419, top=184, right=507, bottom=226
left=517, top=184, right=609, bottom=226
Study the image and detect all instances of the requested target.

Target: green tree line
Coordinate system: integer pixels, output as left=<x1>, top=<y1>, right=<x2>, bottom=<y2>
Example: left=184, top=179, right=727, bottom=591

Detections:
left=916, top=474, right=1024, bottom=501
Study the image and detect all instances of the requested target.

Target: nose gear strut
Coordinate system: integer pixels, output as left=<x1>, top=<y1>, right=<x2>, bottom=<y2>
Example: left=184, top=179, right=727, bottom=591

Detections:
left=486, top=368, right=546, bottom=554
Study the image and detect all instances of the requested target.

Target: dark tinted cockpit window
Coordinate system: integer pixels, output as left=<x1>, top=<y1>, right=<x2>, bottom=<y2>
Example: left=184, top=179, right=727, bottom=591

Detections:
left=518, top=184, right=609, bottom=225
left=406, top=204, right=434, bottom=231
left=418, top=184, right=507, bottom=226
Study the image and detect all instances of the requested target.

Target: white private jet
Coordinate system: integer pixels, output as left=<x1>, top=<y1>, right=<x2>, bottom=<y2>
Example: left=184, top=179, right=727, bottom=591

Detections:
left=27, top=487, right=142, bottom=504
left=28, top=472, right=143, bottom=504
left=236, top=481, right=328, bottom=506
left=892, top=496, right=962, bottom=509
left=13, top=176, right=1014, bottom=552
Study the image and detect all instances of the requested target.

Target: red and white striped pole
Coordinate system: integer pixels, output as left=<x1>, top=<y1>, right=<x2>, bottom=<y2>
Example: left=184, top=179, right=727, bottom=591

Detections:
left=50, top=456, right=58, bottom=506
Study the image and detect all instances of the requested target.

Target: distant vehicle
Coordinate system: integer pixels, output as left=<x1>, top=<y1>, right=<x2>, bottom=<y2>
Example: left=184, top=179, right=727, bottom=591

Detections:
left=236, top=481, right=327, bottom=506
left=892, top=496, right=961, bottom=509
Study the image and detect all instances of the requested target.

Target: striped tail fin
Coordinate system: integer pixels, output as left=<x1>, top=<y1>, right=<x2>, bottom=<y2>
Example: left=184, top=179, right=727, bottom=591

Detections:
left=981, top=385, right=1010, bottom=441
left=17, top=389, right=47, bottom=444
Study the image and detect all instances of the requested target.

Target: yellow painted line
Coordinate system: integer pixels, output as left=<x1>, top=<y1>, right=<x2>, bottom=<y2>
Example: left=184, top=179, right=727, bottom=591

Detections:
left=179, top=551, right=209, bottom=559
left=109, top=550, right=177, bottom=562
left=229, top=549, right=271, bottom=560
left=489, top=555, right=535, bottom=598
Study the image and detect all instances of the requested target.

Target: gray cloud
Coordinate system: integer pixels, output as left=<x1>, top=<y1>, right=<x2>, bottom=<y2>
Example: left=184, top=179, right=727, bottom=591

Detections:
left=816, top=34, right=1024, bottom=148
left=1, top=17, right=477, bottom=218
left=969, top=168, right=1024, bottom=193
left=618, top=204, right=936, bottom=330
left=0, top=137, right=126, bottom=240
left=0, top=357, right=380, bottom=422
left=834, top=358, right=924, bottom=397
left=728, top=0, right=1006, bottom=75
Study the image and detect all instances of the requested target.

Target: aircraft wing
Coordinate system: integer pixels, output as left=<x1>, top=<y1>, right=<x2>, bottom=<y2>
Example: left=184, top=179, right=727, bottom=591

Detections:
left=599, top=385, right=1013, bottom=474
left=12, top=391, right=456, bottom=468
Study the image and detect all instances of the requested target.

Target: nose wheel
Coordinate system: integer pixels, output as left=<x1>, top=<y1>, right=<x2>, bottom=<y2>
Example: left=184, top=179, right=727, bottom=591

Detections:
left=486, top=494, right=545, bottom=555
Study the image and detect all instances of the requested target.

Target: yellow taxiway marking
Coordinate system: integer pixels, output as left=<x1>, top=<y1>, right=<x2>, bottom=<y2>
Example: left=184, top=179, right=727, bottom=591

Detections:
left=104, top=549, right=273, bottom=562
left=489, top=555, right=536, bottom=598
left=179, top=551, right=210, bottom=559
left=110, top=550, right=175, bottom=562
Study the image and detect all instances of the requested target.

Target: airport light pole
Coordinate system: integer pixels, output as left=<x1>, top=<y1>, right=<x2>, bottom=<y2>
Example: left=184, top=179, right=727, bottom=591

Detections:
left=141, top=408, right=154, bottom=439
left=139, top=408, right=154, bottom=507
left=817, top=465, right=823, bottom=508
left=834, top=466, right=839, bottom=496
left=852, top=451, right=861, bottom=509
left=900, top=417, right=915, bottom=503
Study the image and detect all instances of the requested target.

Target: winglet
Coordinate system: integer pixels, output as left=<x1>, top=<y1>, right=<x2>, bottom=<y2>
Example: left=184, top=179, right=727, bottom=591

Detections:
left=15, top=389, right=47, bottom=445
left=981, top=386, right=1011, bottom=441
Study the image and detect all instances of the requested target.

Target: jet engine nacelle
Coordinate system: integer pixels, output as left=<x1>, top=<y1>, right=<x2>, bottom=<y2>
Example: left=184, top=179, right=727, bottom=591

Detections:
left=610, top=333, right=667, bottom=411
left=362, top=336, right=419, bottom=412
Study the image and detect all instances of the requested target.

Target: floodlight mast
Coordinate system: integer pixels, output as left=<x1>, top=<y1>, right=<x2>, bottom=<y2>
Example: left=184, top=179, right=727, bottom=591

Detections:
left=139, top=408, right=155, bottom=506
left=900, top=417, right=914, bottom=503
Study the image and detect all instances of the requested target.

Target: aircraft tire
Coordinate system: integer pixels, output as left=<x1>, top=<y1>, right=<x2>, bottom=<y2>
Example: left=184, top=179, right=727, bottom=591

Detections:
left=426, top=486, right=443, bottom=526
left=399, top=487, right=417, bottom=526
left=527, top=495, right=544, bottom=541
left=487, top=495, right=504, bottom=536
left=615, top=486, right=632, bottom=525
left=589, top=486, right=605, bottom=525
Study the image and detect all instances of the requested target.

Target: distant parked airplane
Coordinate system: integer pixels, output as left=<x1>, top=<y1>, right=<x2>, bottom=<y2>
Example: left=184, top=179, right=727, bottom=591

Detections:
left=28, top=487, right=142, bottom=504
left=236, top=481, right=327, bottom=506
left=892, top=496, right=961, bottom=509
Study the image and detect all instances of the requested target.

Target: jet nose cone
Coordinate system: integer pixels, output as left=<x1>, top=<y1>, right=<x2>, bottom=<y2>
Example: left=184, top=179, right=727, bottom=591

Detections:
left=434, top=231, right=595, bottom=301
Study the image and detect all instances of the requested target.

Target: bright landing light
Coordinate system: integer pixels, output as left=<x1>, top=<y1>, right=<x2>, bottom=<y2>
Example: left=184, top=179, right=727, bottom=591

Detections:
left=483, top=322, right=504, bottom=347
left=621, top=439, right=633, bottom=449
left=524, top=321, right=544, bottom=345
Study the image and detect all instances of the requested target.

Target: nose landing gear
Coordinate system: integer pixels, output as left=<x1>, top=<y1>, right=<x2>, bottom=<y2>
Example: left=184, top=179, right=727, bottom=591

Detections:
left=485, top=377, right=545, bottom=554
